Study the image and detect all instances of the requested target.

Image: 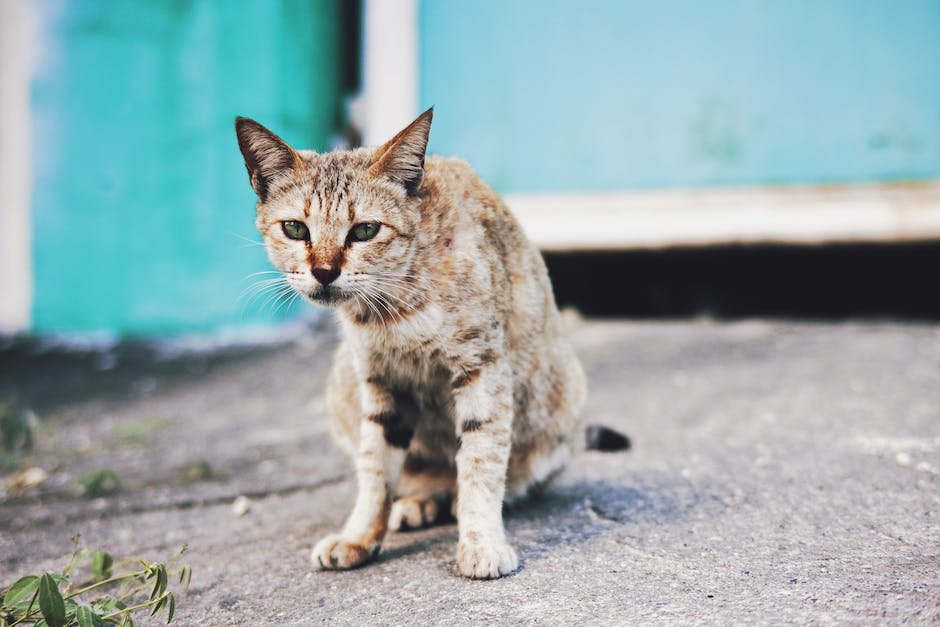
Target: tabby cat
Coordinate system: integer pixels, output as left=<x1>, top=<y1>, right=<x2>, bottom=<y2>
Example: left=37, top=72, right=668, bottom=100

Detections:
left=235, top=109, right=620, bottom=579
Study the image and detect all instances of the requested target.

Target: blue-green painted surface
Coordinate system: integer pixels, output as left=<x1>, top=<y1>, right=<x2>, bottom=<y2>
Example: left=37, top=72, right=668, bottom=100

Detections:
left=32, top=0, right=341, bottom=334
left=420, top=0, right=940, bottom=192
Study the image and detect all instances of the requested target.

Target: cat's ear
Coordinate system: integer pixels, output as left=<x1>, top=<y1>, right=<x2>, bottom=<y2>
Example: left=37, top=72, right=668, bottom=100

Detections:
left=368, top=107, right=433, bottom=195
left=235, top=117, right=300, bottom=201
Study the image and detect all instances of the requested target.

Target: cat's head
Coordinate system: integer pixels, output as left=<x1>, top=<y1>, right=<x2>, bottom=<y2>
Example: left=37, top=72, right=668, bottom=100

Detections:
left=235, top=109, right=433, bottom=309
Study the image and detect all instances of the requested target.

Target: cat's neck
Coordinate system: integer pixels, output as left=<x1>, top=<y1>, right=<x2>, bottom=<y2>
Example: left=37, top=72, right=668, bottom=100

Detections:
left=338, top=261, right=438, bottom=332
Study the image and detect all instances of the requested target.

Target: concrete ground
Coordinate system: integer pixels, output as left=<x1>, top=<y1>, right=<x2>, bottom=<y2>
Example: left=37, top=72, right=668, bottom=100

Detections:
left=1, top=318, right=938, bottom=624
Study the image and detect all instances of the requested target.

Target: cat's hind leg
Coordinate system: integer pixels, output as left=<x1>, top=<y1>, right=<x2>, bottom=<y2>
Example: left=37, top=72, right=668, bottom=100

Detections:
left=389, top=430, right=457, bottom=531
left=390, top=456, right=455, bottom=530
left=504, top=438, right=572, bottom=503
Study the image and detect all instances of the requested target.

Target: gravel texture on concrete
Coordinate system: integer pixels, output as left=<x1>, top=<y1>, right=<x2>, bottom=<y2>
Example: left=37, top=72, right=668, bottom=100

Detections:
left=1, top=318, right=938, bottom=624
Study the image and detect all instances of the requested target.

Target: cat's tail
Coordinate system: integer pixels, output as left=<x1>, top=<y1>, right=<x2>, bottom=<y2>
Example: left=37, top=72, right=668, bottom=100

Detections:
left=585, top=425, right=631, bottom=452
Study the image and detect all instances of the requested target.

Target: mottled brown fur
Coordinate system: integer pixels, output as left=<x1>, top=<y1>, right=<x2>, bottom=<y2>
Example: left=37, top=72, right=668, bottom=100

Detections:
left=236, top=109, right=586, bottom=579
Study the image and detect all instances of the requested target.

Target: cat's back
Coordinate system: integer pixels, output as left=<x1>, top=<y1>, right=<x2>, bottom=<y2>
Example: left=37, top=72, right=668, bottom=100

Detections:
left=420, top=155, right=561, bottom=348
left=422, top=155, right=502, bottom=218
left=421, top=155, right=535, bottom=259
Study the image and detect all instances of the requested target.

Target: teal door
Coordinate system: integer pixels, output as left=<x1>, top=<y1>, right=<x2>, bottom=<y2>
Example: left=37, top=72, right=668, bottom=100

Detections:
left=420, top=0, right=940, bottom=192
left=31, top=0, right=343, bottom=335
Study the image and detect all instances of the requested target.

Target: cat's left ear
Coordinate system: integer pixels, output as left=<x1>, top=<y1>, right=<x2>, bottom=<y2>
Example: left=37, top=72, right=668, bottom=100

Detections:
left=368, top=107, right=433, bottom=195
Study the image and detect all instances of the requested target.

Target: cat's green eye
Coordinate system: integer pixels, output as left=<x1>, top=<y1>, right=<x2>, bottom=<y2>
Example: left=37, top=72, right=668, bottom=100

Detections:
left=281, top=220, right=309, bottom=241
left=349, top=222, right=381, bottom=242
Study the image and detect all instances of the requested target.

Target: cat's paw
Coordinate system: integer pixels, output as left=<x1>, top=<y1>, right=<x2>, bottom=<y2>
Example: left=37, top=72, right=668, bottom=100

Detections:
left=456, top=537, right=519, bottom=579
left=389, top=497, right=439, bottom=531
left=311, top=533, right=378, bottom=570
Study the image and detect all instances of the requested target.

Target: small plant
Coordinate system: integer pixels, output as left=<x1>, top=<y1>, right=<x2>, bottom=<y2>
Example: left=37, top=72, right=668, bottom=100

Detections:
left=0, top=541, right=191, bottom=626
left=111, top=417, right=170, bottom=447
left=0, top=402, right=34, bottom=470
left=177, top=459, right=224, bottom=484
left=75, top=470, right=121, bottom=498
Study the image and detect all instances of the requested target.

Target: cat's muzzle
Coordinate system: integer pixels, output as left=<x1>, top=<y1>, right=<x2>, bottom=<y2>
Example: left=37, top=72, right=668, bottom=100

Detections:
left=306, top=285, right=351, bottom=306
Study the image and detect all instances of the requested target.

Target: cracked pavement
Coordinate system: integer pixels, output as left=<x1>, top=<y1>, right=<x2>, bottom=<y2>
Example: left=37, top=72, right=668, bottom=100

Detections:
left=1, top=318, right=938, bottom=624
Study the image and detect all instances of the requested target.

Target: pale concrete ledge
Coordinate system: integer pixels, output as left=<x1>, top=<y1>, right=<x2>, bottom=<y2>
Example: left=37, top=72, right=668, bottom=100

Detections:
left=507, top=181, right=940, bottom=251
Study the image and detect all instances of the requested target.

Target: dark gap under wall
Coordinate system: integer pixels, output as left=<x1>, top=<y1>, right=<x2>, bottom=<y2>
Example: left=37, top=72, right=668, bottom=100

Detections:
left=542, top=242, right=940, bottom=320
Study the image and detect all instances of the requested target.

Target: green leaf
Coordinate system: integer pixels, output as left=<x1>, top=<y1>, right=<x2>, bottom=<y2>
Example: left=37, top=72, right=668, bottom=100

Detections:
left=11, top=597, right=39, bottom=614
left=166, top=593, right=175, bottom=624
left=185, top=567, right=191, bottom=587
left=148, top=565, right=168, bottom=602
left=178, top=566, right=191, bottom=587
left=76, top=604, right=105, bottom=627
left=99, top=598, right=126, bottom=616
left=96, top=598, right=126, bottom=625
left=150, top=593, right=167, bottom=617
left=3, top=575, right=38, bottom=608
left=91, top=551, right=114, bottom=580
left=37, top=573, right=66, bottom=627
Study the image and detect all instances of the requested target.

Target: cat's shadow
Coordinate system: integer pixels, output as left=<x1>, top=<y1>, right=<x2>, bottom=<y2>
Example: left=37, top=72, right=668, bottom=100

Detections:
left=510, top=479, right=701, bottom=525
left=377, top=478, right=703, bottom=573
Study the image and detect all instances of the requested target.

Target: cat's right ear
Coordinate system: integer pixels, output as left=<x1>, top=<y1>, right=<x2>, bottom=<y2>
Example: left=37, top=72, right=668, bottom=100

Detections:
left=235, top=117, right=299, bottom=201
left=368, top=107, right=433, bottom=195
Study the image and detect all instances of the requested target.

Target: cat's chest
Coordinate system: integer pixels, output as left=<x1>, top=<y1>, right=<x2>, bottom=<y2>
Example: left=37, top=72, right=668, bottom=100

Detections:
left=349, top=303, right=451, bottom=353
left=375, top=345, right=451, bottom=392
left=346, top=303, right=456, bottom=381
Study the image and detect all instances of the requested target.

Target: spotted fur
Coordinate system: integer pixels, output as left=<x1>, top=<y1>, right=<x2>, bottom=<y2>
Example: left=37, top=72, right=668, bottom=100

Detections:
left=236, top=109, right=587, bottom=579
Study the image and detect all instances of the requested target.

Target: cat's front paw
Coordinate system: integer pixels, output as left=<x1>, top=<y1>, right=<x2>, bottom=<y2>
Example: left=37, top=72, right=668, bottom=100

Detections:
left=456, top=537, right=519, bottom=579
left=389, top=497, right=439, bottom=531
left=311, top=533, right=378, bottom=570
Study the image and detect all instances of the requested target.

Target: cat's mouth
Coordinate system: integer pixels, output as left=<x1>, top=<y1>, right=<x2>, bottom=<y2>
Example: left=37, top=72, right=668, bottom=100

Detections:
left=305, top=286, right=352, bottom=306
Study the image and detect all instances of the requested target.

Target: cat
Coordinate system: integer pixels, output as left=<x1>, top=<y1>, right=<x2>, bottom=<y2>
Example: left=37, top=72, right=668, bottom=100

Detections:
left=235, top=108, right=627, bottom=579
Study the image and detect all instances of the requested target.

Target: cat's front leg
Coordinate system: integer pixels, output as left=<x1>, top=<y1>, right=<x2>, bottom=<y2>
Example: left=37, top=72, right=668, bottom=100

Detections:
left=452, top=359, right=519, bottom=579
left=312, top=378, right=409, bottom=570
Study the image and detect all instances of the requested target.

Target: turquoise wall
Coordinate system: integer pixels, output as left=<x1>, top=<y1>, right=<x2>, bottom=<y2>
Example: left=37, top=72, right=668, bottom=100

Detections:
left=31, top=0, right=341, bottom=334
left=420, top=0, right=940, bottom=193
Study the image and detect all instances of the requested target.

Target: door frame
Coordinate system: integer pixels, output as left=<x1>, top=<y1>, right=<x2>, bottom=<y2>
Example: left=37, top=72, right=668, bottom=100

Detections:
left=0, top=0, right=35, bottom=333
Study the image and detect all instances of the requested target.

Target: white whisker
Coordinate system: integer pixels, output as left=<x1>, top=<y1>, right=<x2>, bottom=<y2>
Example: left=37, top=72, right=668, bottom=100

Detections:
left=230, top=232, right=266, bottom=248
left=243, top=270, right=284, bottom=280
left=365, top=276, right=427, bottom=300
left=352, top=284, right=390, bottom=332
left=272, top=285, right=300, bottom=315
left=253, top=282, right=294, bottom=313
left=237, top=277, right=286, bottom=303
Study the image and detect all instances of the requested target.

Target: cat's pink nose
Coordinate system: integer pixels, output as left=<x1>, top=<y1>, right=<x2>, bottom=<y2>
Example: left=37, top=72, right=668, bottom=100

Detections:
left=312, top=266, right=340, bottom=286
